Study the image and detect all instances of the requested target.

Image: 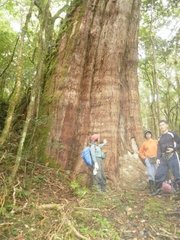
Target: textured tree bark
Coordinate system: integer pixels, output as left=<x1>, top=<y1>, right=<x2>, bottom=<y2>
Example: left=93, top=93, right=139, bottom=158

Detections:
left=42, top=0, right=144, bottom=185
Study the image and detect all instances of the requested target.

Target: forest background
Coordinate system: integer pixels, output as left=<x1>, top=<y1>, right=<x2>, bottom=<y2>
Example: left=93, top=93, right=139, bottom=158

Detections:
left=0, top=0, right=179, bottom=197
left=0, top=0, right=179, bottom=191
left=0, top=0, right=179, bottom=239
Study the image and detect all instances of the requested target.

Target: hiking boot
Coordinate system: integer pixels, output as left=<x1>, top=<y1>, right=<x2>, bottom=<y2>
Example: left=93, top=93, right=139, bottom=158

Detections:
left=172, top=182, right=180, bottom=195
left=174, top=187, right=180, bottom=195
left=149, top=180, right=155, bottom=194
left=151, top=188, right=162, bottom=196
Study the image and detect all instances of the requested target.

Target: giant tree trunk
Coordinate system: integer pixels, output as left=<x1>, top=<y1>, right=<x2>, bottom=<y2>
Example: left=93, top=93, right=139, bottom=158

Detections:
left=41, top=0, right=144, bottom=185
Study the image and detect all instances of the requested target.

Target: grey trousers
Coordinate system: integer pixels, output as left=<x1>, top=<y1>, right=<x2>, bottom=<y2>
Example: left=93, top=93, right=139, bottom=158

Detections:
left=93, top=157, right=106, bottom=191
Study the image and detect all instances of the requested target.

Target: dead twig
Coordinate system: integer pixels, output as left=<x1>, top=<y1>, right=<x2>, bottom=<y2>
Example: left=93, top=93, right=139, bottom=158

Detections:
left=166, top=211, right=180, bottom=216
left=159, top=227, right=179, bottom=239
left=12, top=180, right=21, bottom=207
left=0, top=222, right=14, bottom=227
left=47, top=209, right=71, bottom=240
left=150, top=225, right=179, bottom=240
left=43, top=178, right=65, bottom=191
left=36, top=203, right=65, bottom=211
left=11, top=202, right=28, bottom=214
left=67, top=219, right=90, bottom=240
left=174, top=224, right=177, bottom=236
left=74, top=207, right=100, bottom=211
left=0, top=150, right=7, bottom=163
left=148, top=232, right=156, bottom=240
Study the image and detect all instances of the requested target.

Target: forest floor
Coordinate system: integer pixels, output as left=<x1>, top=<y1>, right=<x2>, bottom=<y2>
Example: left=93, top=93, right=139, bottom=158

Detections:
left=0, top=164, right=180, bottom=240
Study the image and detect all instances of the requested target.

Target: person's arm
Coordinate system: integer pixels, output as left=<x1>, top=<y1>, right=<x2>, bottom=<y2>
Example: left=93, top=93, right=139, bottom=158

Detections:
left=154, top=139, right=158, bottom=157
left=98, top=139, right=107, bottom=148
left=90, top=144, right=97, bottom=163
left=173, top=132, right=180, bottom=151
left=156, top=140, right=161, bottom=165
left=138, top=142, right=146, bottom=160
left=157, top=139, right=162, bottom=159
left=90, top=145, right=99, bottom=172
left=166, top=132, right=180, bottom=153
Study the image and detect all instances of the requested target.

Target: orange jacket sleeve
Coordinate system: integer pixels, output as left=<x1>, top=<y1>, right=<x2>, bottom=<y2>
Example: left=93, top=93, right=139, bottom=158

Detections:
left=139, top=142, right=146, bottom=160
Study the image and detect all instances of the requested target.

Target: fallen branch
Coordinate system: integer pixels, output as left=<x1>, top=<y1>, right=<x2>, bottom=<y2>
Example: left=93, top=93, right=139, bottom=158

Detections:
left=166, top=211, right=180, bottom=216
left=148, top=232, right=156, bottom=240
left=36, top=203, right=65, bottom=211
left=11, top=202, right=28, bottom=214
left=12, top=180, right=21, bottom=207
left=43, top=178, right=65, bottom=191
left=156, top=233, right=175, bottom=240
left=150, top=225, right=179, bottom=240
left=159, top=227, right=179, bottom=239
left=0, top=150, right=7, bottom=163
left=67, top=219, right=90, bottom=240
left=74, top=207, right=100, bottom=211
left=0, top=222, right=14, bottom=227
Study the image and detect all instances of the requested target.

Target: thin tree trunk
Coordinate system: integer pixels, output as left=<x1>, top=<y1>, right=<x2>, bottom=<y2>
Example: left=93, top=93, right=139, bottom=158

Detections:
left=9, top=60, right=44, bottom=184
left=174, top=33, right=180, bottom=132
left=149, top=0, right=160, bottom=136
left=0, top=4, right=33, bottom=145
left=9, top=0, right=53, bottom=184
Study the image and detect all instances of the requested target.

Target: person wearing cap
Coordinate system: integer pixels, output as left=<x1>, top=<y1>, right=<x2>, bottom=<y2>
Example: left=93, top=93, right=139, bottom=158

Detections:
left=152, top=120, right=180, bottom=195
left=139, top=130, right=158, bottom=193
left=90, top=134, right=107, bottom=192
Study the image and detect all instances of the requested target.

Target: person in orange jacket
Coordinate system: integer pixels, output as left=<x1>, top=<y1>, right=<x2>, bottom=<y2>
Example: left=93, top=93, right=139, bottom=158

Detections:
left=139, top=130, right=158, bottom=193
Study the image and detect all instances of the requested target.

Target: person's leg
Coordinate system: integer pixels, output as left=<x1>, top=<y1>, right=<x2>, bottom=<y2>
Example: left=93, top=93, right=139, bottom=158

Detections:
left=145, top=159, right=156, bottom=193
left=145, top=159, right=156, bottom=181
left=97, top=159, right=106, bottom=192
left=93, top=158, right=106, bottom=192
left=152, top=160, right=168, bottom=195
left=93, top=173, right=102, bottom=191
left=168, top=152, right=180, bottom=191
left=151, top=163, right=157, bottom=192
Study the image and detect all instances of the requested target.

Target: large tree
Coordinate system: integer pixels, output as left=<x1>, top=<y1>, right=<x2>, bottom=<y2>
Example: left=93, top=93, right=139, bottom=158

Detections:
left=39, top=0, right=144, bottom=185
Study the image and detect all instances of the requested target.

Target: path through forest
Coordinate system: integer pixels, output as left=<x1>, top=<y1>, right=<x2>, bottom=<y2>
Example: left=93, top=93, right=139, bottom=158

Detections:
left=1, top=165, right=180, bottom=240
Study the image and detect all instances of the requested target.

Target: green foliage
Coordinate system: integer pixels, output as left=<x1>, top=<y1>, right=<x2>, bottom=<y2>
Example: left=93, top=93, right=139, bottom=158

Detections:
left=91, top=213, right=120, bottom=239
left=16, top=188, right=30, bottom=199
left=75, top=212, right=120, bottom=239
left=139, top=0, right=180, bottom=133
left=0, top=18, right=17, bottom=87
left=0, top=202, right=14, bottom=216
left=0, top=206, right=7, bottom=216
left=143, top=198, right=166, bottom=224
left=70, top=180, right=89, bottom=197
left=33, top=174, right=45, bottom=185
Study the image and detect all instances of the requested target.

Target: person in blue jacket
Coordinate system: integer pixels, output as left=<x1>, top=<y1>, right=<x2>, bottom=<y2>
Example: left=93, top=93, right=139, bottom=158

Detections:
left=152, top=120, right=180, bottom=195
left=90, top=134, right=107, bottom=192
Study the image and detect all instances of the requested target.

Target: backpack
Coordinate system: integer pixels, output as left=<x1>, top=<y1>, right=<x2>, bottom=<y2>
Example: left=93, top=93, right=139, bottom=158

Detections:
left=81, top=147, right=94, bottom=167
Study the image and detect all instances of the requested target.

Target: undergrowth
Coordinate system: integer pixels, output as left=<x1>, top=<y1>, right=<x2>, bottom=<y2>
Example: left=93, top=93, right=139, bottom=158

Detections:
left=0, top=164, right=179, bottom=240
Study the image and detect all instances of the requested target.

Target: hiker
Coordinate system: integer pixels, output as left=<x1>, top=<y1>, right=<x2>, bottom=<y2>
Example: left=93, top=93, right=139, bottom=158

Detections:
left=152, top=120, right=180, bottom=195
left=139, top=130, right=158, bottom=193
left=90, top=134, right=107, bottom=192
